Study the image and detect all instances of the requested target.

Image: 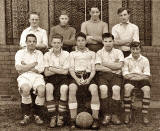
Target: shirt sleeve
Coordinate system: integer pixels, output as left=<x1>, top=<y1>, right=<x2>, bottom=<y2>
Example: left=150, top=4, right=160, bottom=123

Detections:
left=42, top=30, right=48, bottom=47
left=43, top=52, right=50, bottom=68
left=81, top=22, right=87, bottom=34
left=112, top=26, right=119, bottom=41
left=133, top=26, right=140, bottom=42
left=143, top=59, right=150, bottom=76
left=118, top=50, right=125, bottom=62
left=15, top=50, right=23, bottom=66
left=103, top=22, right=108, bottom=33
left=35, top=51, right=44, bottom=73
left=91, top=52, right=96, bottom=70
left=19, top=30, right=27, bottom=48
left=63, top=53, right=70, bottom=69
left=95, top=51, right=102, bottom=64
left=122, top=59, right=129, bottom=76
left=69, top=52, right=75, bottom=70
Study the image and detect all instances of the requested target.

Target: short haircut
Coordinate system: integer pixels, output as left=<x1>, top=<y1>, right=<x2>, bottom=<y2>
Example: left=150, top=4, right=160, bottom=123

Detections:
left=26, top=34, right=37, bottom=42
left=102, top=33, right=114, bottom=40
left=29, top=11, right=40, bottom=18
left=51, top=34, right=63, bottom=42
left=60, top=10, right=69, bottom=17
left=117, top=7, right=130, bottom=14
left=75, top=32, right=86, bottom=40
left=90, top=6, right=100, bottom=11
left=130, top=41, right=141, bottom=49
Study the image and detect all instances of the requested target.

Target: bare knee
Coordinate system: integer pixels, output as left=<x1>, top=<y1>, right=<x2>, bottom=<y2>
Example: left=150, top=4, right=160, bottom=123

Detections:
left=89, top=84, right=98, bottom=95
left=124, top=84, right=134, bottom=96
left=37, top=85, right=45, bottom=97
left=20, top=84, right=31, bottom=97
left=69, top=83, right=77, bottom=95
left=141, top=86, right=150, bottom=97
left=46, top=83, right=54, bottom=94
left=60, top=84, right=68, bottom=95
left=99, top=85, right=108, bottom=98
left=112, top=85, right=121, bottom=94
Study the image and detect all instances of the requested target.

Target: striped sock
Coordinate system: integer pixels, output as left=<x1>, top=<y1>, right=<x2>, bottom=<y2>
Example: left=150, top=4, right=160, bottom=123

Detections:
left=46, top=100, right=57, bottom=117
left=124, top=96, right=132, bottom=113
left=142, top=98, right=150, bottom=114
left=58, top=100, right=67, bottom=116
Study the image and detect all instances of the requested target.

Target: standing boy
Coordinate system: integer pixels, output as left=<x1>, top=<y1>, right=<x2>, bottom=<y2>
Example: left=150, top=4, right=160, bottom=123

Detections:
left=112, top=7, right=139, bottom=57
left=122, top=41, right=151, bottom=124
left=44, top=34, right=69, bottom=128
left=68, top=32, right=100, bottom=129
left=20, top=12, right=48, bottom=53
left=81, top=6, right=108, bottom=52
left=15, top=34, right=45, bottom=126
left=49, top=10, right=76, bottom=52
left=96, top=33, right=124, bottom=125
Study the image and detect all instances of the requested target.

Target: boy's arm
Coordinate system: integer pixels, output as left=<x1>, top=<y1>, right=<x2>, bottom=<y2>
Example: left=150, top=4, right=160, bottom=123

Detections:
left=63, top=28, right=76, bottom=46
left=69, top=69, right=82, bottom=86
left=102, top=61, right=124, bottom=70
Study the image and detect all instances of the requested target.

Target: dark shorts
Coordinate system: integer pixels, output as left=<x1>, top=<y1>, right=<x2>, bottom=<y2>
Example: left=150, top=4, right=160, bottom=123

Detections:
left=86, top=43, right=103, bottom=52
left=45, top=74, right=68, bottom=100
left=98, top=72, right=123, bottom=88
left=70, top=72, right=96, bottom=104
left=124, top=79, right=151, bottom=89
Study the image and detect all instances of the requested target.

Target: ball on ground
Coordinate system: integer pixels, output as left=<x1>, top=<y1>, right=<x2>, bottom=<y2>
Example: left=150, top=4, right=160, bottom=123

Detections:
left=76, top=112, right=93, bottom=128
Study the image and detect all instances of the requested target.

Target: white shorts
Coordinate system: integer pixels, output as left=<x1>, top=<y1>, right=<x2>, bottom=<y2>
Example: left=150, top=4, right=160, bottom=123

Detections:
left=17, top=72, right=45, bottom=91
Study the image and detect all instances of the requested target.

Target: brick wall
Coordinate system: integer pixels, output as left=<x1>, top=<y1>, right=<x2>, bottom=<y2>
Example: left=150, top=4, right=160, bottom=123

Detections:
left=0, top=45, right=160, bottom=100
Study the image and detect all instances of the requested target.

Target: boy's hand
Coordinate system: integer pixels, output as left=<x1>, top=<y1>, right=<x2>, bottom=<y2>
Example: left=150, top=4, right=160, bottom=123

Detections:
left=75, top=78, right=82, bottom=86
left=83, top=78, right=91, bottom=85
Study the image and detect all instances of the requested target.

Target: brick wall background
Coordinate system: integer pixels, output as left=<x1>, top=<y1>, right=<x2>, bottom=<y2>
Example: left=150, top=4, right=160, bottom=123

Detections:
left=0, top=45, right=159, bottom=100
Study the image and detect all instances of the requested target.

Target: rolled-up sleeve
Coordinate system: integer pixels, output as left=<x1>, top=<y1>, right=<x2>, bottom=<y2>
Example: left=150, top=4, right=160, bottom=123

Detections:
left=143, top=59, right=150, bottom=76
left=35, top=51, right=44, bottom=73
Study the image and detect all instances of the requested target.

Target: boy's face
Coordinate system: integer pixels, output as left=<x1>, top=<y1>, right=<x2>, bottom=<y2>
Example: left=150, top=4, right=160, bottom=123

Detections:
left=90, top=7, right=100, bottom=20
left=131, top=46, right=141, bottom=58
left=102, top=37, right=113, bottom=52
left=51, top=38, right=63, bottom=51
left=59, top=15, right=69, bottom=26
left=76, top=36, right=87, bottom=50
left=119, top=10, right=130, bottom=23
left=29, top=14, right=39, bottom=28
left=26, top=36, right=37, bottom=51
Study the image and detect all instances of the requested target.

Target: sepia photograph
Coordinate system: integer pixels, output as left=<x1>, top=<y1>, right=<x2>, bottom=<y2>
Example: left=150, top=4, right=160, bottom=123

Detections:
left=0, top=0, right=160, bottom=130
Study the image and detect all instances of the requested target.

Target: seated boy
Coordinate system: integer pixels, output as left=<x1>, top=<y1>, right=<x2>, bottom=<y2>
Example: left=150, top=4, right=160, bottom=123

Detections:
left=49, top=10, right=76, bottom=52
left=122, top=41, right=151, bottom=125
left=44, top=34, right=69, bottom=127
left=15, top=34, right=45, bottom=126
left=68, top=32, right=100, bottom=129
left=96, top=33, right=124, bottom=125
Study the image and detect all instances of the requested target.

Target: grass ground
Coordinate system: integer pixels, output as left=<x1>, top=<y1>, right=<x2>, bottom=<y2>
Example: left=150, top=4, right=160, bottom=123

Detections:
left=0, top=102, right=160, bottom=131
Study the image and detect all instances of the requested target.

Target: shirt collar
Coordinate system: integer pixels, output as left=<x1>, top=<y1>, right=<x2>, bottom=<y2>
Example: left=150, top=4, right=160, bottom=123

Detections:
left=28, top=26, right=41, bottom=31
left=128, top=54, right=143, bottom=61
left=90, top=19, right=101, bottom=23
left=49, top=48, right=63, bottom=56
left=25, top=48, right=36, bottom=54
left=75, top=46, right=89, bottom=52
left=102, top=47, right=114, bottom=53
left=120, top=20, right=130, bottom=25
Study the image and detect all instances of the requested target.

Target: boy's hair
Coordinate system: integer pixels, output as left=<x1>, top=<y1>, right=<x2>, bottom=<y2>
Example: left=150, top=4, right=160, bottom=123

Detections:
left=29, top=11, right=40, bottom=18
left=51, top=34, right=63, bottom=42
left=26, top=34, right=37, bottom=42
left=117, top=7, right=130, bottom=14
left=60, top=10, right=69, bottom=17
left=130, top=41, right=142, bottom=49
left=90, top=6, right=100, bottom=11
left=102, top=33, right=114, bottom=40
left=75, top=32, right=86, bottom=40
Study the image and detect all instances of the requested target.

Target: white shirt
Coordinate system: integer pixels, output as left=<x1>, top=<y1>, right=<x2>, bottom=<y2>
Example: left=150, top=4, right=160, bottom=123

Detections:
left=15, top=48, right=44, bottom=74
left=112, top=21, right=139, bottom=51
left=20, top=26, right=48, bottom=48
left=122, top=54, right=150, bottom=76
left=44, top=49, right=69, bottom=70
left=96, top=47, right=124, bottom=74
left=70, top=48, right=95, bottom=72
